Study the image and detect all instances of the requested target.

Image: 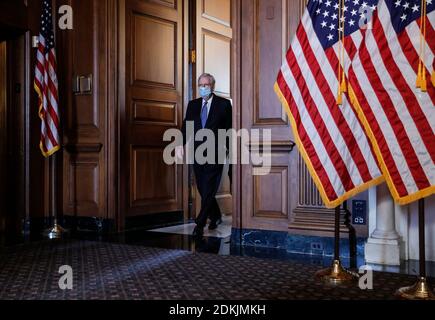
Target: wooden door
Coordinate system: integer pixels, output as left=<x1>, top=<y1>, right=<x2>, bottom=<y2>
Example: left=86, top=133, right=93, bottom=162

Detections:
left=123, top=0, right=184, bottom=218
left=194, top=0, right=233, bottom=216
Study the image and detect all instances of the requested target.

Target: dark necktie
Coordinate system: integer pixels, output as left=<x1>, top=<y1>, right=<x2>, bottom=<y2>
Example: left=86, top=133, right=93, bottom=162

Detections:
left=201, top=100, right=208, bottom=128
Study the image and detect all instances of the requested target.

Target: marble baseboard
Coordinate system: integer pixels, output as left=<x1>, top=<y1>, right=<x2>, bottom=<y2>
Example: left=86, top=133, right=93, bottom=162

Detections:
left=231, top=228, right=366, bottom=259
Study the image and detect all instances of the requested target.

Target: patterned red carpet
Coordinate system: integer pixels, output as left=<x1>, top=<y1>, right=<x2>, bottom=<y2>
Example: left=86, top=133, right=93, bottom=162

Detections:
left=0, top=240, right=432, bottom=300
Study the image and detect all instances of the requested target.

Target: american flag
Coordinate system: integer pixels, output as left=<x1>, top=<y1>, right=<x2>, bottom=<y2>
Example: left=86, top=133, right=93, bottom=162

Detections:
left=348, top=0, right=434, bottom=205
left=34, top=0, right=60, bottom=157
left=275, top=0, right=384, bottom=208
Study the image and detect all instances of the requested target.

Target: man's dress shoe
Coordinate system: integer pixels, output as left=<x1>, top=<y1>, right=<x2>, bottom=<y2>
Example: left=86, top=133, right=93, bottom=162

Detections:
left=208, top=218, right=222, bottom=230
left=192, top=226, right=204, bottom=237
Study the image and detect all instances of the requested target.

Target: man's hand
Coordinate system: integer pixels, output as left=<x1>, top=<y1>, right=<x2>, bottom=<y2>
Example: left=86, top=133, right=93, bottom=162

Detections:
left=175, top=145, right=184, bottom=161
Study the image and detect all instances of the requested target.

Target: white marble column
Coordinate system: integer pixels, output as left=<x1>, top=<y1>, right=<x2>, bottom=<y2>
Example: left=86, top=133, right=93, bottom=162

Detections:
left=365, top=184, right=401, bottom=265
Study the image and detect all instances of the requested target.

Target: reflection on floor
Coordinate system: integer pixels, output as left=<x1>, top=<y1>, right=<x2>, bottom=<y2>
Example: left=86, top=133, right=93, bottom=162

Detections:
left=148, top=215, right=232, bottom=239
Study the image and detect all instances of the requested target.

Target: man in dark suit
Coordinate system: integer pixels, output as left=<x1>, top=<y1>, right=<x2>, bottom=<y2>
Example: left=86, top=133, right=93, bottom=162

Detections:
left=176, top=73, right=232, bottom=237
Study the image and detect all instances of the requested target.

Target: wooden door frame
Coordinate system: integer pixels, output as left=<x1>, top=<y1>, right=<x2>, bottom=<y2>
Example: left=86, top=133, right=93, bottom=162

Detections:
left=187, top=0, right=242, bottom=227
left=117, top=0, right=126, bottom=231
left=231, top=0, right=242, bottom=232
left=115, top=0, right=242, bottom=231
left=183, top=0, right=192, bottom=221
left=0, top=41, right=6, bottom=234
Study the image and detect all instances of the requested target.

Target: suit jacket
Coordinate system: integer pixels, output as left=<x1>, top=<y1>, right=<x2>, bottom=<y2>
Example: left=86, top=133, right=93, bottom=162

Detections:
left=181, top=93, right=232, bottom=165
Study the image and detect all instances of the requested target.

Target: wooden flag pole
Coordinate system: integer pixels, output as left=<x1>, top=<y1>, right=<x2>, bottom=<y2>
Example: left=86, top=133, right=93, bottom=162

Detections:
left=396, top=199, right=435, bottom=300
left=314, top=204, right=359, bottom=284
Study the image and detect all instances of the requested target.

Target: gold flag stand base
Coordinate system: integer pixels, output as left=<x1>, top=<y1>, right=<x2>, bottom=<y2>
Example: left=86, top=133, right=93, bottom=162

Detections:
left=314, top=205, right=359, bottom=285
left=43, top=222, right=68, bottom=240
left=314, top=259, right=359, bottom=284
left=395, top=199, right=434, bottom=300
left=396, top=277, right=435, bottom=300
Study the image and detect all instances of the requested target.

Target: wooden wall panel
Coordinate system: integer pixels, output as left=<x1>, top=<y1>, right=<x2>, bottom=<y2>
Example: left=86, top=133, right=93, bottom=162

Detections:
left=63, top=0, right=100, bottom=133
left=150, top=0, right=176, bottom=9
left=256, top=0, right=287, bottom=125
left=239, top=0, right=296, bottom=232
left=254, top=165, right=288, bottom=219
left=130, top=147, right=178, bottom=208
left=132, top=13, right=176, bottom=87
left=202, top=0, right=231, bottom=26
left=61, top=0, right=97, bottom=138
left=65, top=153, right=102, bottom=216
left=60, top=0, right=116, bottom=221
left=133, top=100, right=177, bottom=125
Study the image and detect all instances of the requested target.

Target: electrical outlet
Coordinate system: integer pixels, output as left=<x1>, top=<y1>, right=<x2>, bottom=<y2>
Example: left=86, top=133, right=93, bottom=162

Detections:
left=352, top=200, right=367, bottom=225
left=311, top=242, right=323, bottom=250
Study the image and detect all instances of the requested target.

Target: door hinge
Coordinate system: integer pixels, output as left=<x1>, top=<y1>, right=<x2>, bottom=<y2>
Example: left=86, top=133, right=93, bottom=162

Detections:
left=190, top=49, right=196, bottom=64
